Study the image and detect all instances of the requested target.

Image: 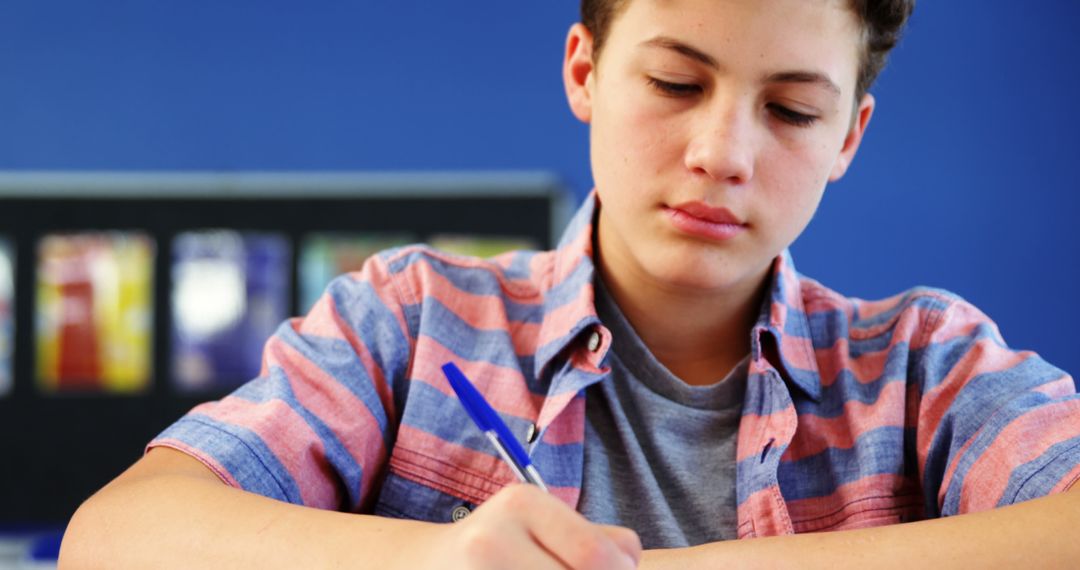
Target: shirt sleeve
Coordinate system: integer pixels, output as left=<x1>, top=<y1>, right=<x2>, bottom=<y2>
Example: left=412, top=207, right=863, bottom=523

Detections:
left=914, top=296, right=1080, bottom=517
left=148, top=253, right=414, bottom=513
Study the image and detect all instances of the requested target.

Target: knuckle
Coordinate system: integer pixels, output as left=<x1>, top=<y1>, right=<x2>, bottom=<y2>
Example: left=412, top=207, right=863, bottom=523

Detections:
left=498, top=483, right=538, bottom=511
left=612, top=527, right=642, bottom=555
left=459, top=527, right=501, bottom=564
left=568, top=534, right=615, bottom=570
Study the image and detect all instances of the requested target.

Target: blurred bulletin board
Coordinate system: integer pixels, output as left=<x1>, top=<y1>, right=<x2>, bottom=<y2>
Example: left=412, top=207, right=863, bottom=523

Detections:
left=0, top=170, right=571, bottom=524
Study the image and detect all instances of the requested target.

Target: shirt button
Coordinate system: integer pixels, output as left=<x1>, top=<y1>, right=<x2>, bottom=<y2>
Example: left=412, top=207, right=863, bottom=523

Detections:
left=526, top=423, right=539, bottom=444
left=587, top=330, right=602, bottom=352
left=450, top=505, right=471, bottom=522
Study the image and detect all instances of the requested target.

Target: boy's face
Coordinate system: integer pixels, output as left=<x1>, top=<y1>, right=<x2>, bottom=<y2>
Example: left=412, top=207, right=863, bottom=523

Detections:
left=565, top=0, right=874, bottom=297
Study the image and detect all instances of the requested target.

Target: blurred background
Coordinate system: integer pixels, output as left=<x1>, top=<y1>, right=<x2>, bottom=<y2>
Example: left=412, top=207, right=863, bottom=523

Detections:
left=1, top=0, right=1079, bottom=565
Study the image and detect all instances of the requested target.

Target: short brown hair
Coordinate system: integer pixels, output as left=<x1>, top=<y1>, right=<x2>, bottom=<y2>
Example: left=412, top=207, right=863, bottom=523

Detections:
left=580, top=0, right=916, bottom=101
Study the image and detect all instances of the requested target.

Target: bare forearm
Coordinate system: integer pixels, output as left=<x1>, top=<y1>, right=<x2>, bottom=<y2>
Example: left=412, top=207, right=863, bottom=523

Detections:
left=59, top=469, right=435, bottom=569
left=642, top=489, right=1080, bottom=570
left=60, top=448, right=641, bottom=569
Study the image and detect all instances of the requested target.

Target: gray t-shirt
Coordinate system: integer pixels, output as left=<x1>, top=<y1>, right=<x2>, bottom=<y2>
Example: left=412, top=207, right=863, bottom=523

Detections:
left=577, top=279, right=747, bottom=549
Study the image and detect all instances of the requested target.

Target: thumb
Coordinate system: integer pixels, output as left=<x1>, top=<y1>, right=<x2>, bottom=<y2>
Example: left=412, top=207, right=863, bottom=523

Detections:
left=600, top=525, right=643, bottom=566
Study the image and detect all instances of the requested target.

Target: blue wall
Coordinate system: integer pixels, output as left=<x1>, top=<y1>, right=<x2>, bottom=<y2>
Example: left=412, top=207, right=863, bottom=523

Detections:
left=2, top=1, right=1078, bottom=378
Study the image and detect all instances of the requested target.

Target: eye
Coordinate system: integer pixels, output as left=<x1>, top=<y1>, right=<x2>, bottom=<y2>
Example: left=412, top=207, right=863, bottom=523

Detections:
left=768, top=103, right=818, bottom=128
left=647, top=77, right=702, bottom=97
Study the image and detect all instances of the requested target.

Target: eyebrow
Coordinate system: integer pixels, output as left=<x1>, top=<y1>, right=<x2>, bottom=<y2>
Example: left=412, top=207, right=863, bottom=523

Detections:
left=640, top=36, right=842, bottom=97
left=641, top=36, right=719, bottom=69
left=765, top=71, right=841, bottom=97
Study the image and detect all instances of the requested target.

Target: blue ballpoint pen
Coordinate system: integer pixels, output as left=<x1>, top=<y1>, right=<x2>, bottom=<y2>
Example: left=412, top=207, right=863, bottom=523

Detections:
left=441, top=362, right=548, bottom=492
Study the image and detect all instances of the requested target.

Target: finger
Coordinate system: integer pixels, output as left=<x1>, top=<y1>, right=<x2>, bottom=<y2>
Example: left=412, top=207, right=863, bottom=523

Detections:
left=503, top=492, right=633, bottom=570
left=456, top=513, right=567, bottom=570
left=531, top=522, right=636, bottom=570
left=494, top=527, right=571, bottom=570
left=599, top=525, right=643, bottom=566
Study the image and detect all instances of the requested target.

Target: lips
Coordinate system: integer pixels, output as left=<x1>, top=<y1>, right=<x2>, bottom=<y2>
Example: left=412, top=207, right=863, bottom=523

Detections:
left=664, top=201, right=746, bottom=241
left=668, top=202, right=745, bottom=225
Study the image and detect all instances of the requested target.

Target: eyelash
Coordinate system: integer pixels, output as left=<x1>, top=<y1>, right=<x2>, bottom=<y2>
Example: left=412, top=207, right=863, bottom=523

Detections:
left=646, top=77, right=819, bottom=128
left=647, top=77, right=703, bottom=96
left=766, top=104, right=818, bottom=128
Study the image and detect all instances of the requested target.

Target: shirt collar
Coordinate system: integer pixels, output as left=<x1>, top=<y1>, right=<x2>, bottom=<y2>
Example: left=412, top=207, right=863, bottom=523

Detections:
left=751, top=251, right=823, bottom=402
left=534, top=189, right=606, bottom=380
left=534, top=190, right=822, bottom=402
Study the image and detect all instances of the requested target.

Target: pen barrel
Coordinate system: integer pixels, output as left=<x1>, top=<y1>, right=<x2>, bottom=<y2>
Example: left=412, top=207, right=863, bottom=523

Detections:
left=485, top=431, right=529, bottom=482
left=485, top=431, right=548, bottom=491
left=443, top=362, right=548, bottom=493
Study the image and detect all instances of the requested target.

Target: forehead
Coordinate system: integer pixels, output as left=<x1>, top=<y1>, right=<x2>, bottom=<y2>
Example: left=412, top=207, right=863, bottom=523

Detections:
left=603, top=0, right=863, bottom=91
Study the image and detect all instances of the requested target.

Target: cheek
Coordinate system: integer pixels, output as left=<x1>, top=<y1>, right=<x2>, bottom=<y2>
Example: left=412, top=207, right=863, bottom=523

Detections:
left=597, top=95, right=683, bottom=164
left=758, top=147, right=831, bottom=222
left=776, top=128, right=844, bottom=187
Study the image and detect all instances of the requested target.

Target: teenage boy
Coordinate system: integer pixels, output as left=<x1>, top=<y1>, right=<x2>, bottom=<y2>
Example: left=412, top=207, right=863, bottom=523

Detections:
left=60, top=0, right=1080, bottom=568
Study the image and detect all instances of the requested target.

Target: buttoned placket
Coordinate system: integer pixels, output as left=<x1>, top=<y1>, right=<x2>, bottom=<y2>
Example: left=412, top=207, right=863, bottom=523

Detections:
left=742, top=363, right=799, bottom=537
left=528, top=324, right=614, bottom=509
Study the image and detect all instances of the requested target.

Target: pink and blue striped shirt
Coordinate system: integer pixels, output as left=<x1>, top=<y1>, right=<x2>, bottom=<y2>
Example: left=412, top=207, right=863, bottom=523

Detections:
left=150, top=192, right=1080, bottom=538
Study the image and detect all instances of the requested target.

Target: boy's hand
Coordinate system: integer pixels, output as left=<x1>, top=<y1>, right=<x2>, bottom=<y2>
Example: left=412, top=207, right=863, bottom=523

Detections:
left=420, top=484, right=642, bottom=569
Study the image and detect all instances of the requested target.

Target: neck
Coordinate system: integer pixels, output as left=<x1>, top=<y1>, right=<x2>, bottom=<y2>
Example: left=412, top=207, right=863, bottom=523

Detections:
left=595, top=248, right=770, bottom=387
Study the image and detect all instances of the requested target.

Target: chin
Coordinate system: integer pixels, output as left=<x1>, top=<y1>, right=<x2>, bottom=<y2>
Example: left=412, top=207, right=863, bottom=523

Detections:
left=646, top=255, right=749, bottom=293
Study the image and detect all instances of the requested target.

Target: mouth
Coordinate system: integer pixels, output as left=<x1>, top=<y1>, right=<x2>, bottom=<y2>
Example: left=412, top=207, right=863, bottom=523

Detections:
left=664, top=201, right=747, bottom=241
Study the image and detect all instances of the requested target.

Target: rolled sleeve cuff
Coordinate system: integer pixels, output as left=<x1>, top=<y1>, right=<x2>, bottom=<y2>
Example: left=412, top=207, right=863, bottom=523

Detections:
left=147, top=416, right=296, bottom=504
left=1002, top=436, right=1080, bottom=505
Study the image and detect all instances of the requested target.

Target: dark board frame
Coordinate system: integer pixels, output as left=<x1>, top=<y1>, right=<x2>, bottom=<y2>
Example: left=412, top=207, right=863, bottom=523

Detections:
left=0, top=171, right=571, bottom=524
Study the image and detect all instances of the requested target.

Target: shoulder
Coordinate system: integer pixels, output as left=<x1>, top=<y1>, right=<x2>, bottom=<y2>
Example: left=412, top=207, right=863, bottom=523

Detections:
left=307, top=243, right=563, bottom=349
left=791, top=276, right=1052, bottom=404
left=358, top=243, right=556, bottom=304
left=796, top=275, right=999, bottom=349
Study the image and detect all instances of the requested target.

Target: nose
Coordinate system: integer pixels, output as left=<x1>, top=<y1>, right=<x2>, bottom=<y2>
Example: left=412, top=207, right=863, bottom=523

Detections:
left=683, top=97, right=756, bottom=185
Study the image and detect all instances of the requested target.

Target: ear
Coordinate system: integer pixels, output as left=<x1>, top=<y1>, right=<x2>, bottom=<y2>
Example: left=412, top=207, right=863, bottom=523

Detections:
left=563, top=23, right=595, bottom=124
left=828, top=93, right=875, bottom=182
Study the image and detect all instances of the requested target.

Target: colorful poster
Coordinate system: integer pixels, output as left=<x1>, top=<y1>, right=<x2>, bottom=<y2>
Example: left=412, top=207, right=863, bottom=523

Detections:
left=171, top=231, right=291, bottom=393
left=35, top=233, right=155, bottom=394
left=299, top=233, right=413, bottom=313
left=0, top=238, right=13, bottom=397
left=428, top=234, right=538, bottom=258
